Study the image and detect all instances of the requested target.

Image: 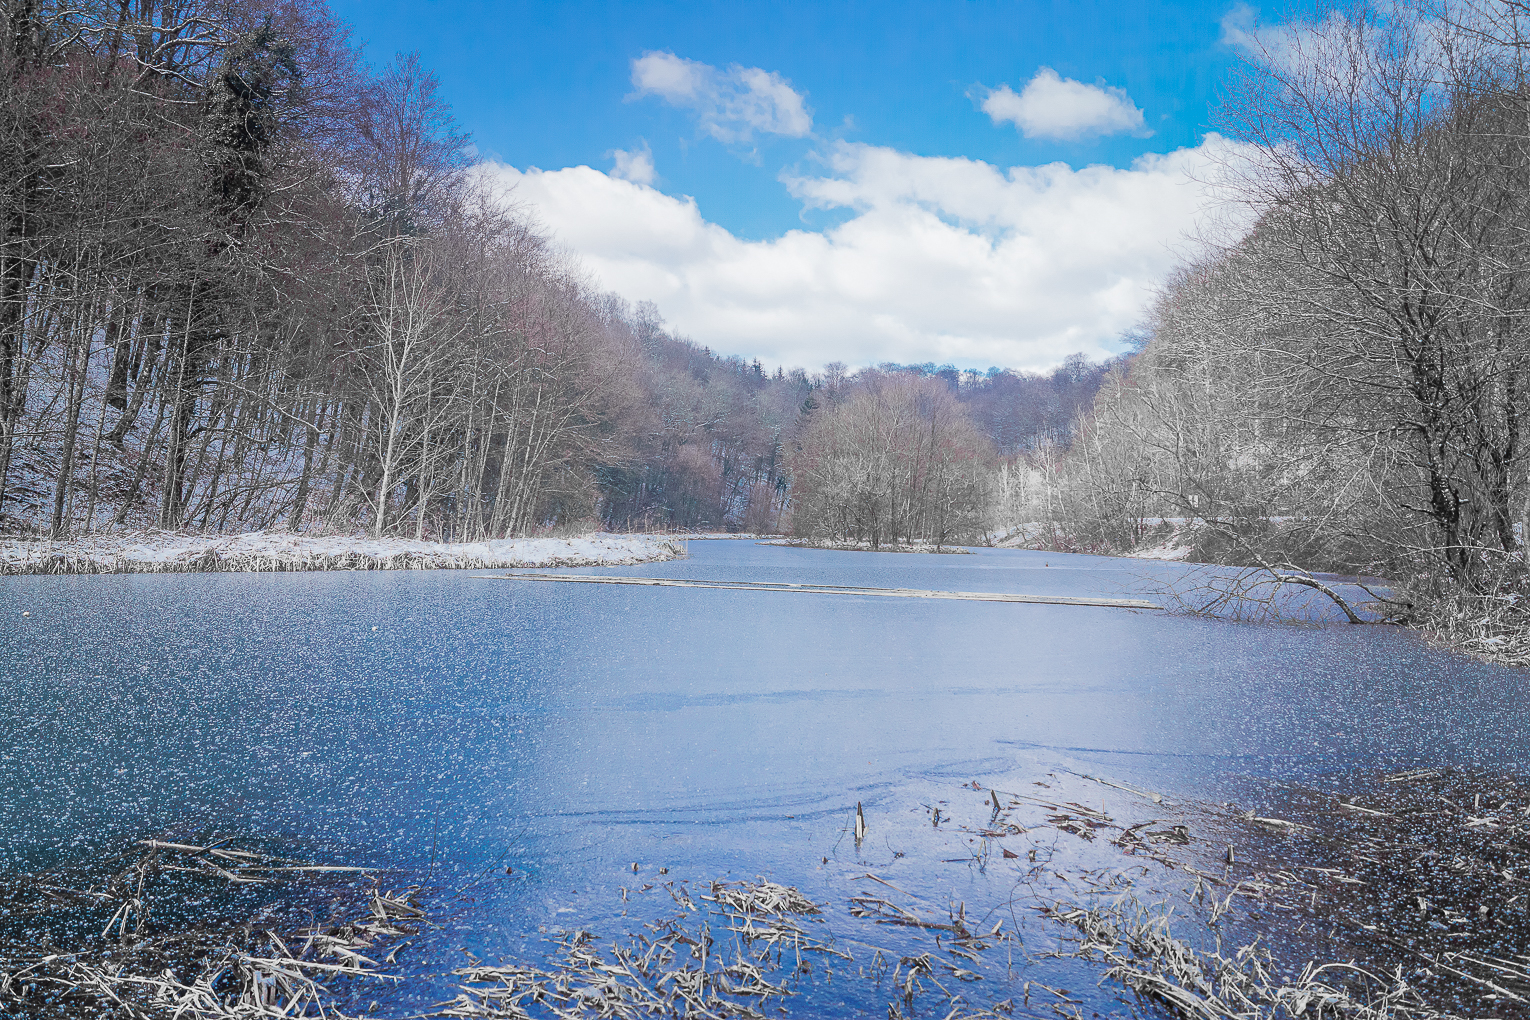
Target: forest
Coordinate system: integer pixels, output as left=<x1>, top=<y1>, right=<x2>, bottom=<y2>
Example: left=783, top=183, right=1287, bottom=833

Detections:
left=0, top=0, right=1106, bottom=544
left=31, top=0, right=1518, bottom=650
left=1006, top=1, right=1530, bottom=657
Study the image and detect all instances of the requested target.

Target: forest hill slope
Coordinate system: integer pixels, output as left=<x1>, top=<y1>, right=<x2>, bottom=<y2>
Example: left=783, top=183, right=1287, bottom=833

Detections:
left=0, top=3, right=1113, bottom=546
left=995, top=3, right=1530, bottom=665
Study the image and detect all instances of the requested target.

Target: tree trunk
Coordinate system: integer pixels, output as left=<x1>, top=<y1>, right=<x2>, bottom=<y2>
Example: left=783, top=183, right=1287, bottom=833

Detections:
left=288, top=397, right=321, bottom=532
left=50, top=320, right=90, bottom=538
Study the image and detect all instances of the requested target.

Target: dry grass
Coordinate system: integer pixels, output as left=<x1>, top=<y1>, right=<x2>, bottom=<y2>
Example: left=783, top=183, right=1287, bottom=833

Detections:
left=980, top=767, right=1530, bottom=1020
left=0, top=533, right=686, bottom=575
left=1413, top=589, right=1530, bottom=667
left=0, top=548, right=537, bottom=574
left=1041, top=892, right=1443, bottom=1020
left=0, top=843, right=1027, bottom=1020
left=440, top=879, right=848, bottom=1019
left=0, top=838, right=423, bottom=1019
left=9, top=770, right=1528, bottom=1019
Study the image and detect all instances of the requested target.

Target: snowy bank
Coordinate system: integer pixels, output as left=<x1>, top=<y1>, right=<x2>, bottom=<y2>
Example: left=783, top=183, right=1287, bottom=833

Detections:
left=0, top=531, right=686, bottom=575
left=991, top=520, right=1194, bottom=560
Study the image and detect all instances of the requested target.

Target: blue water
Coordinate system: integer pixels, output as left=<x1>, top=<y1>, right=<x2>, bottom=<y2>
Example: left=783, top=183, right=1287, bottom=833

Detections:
left=1, top=541, right=1524, bottom=1015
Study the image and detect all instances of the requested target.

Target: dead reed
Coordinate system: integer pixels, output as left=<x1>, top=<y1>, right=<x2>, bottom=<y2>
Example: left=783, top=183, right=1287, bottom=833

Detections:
left=1040, top=891, right=1441, bottom=1020
left=441, top=879, right=848, bottom=1019
left=0, top=837, right=423, bottom=1019
left=0, top=536, right=685, bottom=575
left=7, top=768, right=1525, bottom=1019
left=1414, top=591, right=1530, bottom=667
left=974, top=767, right=1530, bottom=1019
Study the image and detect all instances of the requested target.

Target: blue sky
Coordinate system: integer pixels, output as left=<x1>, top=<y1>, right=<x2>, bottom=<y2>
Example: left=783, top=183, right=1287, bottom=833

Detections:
left=330, top=0, right=1259, bottom=371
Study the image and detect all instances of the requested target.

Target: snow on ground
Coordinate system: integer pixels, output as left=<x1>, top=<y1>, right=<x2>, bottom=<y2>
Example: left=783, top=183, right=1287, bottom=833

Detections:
left=1128, top=541, right=1193, bottom=561
left=0, top=530, right=686, bottom=575
left=991, top=520, right=1194, bottom=560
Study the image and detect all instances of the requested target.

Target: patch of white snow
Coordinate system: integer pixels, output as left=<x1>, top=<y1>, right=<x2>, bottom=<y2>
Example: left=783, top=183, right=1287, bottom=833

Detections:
left=0, top=531, right=686, bottom=574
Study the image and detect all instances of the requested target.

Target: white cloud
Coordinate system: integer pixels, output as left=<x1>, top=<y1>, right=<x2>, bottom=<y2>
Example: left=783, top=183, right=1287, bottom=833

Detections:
left=1219, top=2, right=1329, bottom=67
left=1219, top=3, right=1265, bottom=54
left=1218, top=3, right=1433, bottom=73
left=981, top=69, right=1148, bottom=140
left=478, top=138, right=1244, bottom=372
left=609, top=142, right=655, bottom=185
left=630, top=51, right=812, bottom=143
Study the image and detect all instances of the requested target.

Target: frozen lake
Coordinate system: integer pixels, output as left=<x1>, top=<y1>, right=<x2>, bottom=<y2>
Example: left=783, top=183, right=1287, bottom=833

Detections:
left=2, top=540, right=1524, bottom=1015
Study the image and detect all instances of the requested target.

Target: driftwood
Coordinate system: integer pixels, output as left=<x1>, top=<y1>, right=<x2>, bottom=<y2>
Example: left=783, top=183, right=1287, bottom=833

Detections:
left=1144, top=516, right=1409, bottom=625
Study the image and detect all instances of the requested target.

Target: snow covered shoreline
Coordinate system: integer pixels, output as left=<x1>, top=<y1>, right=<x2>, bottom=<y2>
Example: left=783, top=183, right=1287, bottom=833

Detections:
left=0, top=531, right=686, bottom=575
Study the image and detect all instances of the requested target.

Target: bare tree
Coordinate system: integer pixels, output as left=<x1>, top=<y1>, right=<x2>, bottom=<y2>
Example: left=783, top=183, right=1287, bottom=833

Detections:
left=791, top=372, right=991, bottom=549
